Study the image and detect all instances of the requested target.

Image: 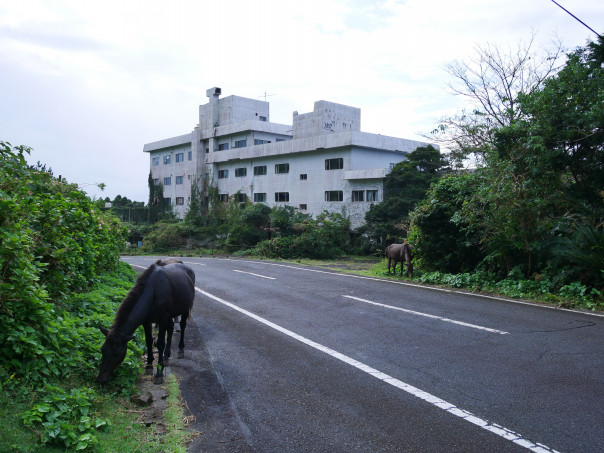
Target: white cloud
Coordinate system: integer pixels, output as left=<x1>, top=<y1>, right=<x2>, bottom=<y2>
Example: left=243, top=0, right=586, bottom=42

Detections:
left=0, top=0, right=602, bottom=201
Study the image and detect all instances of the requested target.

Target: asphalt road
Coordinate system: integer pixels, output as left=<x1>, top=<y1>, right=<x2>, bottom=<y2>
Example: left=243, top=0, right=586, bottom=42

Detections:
left=122, top=256, right=604, bottom=453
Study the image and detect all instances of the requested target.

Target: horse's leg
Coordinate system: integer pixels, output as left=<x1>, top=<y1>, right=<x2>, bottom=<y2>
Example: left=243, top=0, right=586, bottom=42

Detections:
left=177, top=314, right=187, bottom=359
left=164, top=318, right=175, bottom=363
left=143, top=322, right=154, bottom=376
left=155, top=323, right=167, bottom=385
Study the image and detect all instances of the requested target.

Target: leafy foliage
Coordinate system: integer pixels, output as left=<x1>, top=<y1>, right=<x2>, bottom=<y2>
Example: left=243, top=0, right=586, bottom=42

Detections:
left=252, top=211, right=350, bottom=259
left=22, top=385, right=109, bottom=450
left=0, top=141, right=145, bottom=449
left=0, top=141, right=129, bottom=385
left=361, top=145, right=448, bottom=250
left=408, top=36, right=604, bottom=304
left=409, top=172, right=482, bottom=273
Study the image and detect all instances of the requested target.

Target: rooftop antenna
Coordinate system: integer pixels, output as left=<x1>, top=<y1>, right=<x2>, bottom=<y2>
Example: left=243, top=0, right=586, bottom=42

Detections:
left=259, top=91, right=275, bottom=102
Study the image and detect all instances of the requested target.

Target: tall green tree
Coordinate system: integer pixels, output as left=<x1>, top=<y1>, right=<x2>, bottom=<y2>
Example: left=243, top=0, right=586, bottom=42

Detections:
left=484, top=36, right=604, bottom=280
left=450, top=36, right=603, bottom=279
left=409, top=172, right=482, bottom=273
left=361, top=145, right=448, bottom=249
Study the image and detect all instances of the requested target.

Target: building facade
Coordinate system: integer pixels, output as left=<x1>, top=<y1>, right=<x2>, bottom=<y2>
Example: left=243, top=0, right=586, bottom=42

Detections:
left=143, top=87, right=434, bottom=228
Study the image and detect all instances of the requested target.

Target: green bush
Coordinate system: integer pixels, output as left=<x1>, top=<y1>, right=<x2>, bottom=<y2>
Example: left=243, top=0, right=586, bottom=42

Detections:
left=0, top=142, right=129, bottom=388
left=252, top=211, right=350, bottom=259
left=22, top=385, right=109, bottom=450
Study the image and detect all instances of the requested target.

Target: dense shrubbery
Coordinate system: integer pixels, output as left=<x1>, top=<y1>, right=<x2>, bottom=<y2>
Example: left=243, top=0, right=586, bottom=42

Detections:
left=407, top=37, right=604, bottom=305
left=0, top=141, right=141, bottom=450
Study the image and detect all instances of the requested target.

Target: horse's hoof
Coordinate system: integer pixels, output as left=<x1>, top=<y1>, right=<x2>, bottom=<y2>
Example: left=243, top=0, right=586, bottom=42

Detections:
left=154, top=376, right=164, bottom=385
left=177, top=351, right=184, bottom=359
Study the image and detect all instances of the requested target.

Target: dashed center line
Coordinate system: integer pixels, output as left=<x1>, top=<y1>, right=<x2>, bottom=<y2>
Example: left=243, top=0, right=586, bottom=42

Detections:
left=232, top=269, right=275, bottom=280
left=196, top=288, right=557, bottom=453
left=343, top=295, right=509, bottom=335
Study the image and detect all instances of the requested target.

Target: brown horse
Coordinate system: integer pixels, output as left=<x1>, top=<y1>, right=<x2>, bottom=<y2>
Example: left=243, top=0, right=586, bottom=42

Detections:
left=385, top=243, right=414, bottom=277
left=97, top=260, right=195, bottom=385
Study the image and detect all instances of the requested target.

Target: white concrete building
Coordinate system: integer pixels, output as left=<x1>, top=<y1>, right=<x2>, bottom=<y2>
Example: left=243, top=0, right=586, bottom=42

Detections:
left=143, top=87, right=434, bottom=228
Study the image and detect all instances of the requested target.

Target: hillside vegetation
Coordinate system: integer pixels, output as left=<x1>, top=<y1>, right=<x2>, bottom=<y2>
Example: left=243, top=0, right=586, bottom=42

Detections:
left=0, top=142, right=185, bottom=451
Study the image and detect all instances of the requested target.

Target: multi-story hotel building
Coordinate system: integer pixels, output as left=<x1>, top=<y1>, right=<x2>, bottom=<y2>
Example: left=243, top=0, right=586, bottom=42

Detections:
left=143, top=87, right=434, bottom=228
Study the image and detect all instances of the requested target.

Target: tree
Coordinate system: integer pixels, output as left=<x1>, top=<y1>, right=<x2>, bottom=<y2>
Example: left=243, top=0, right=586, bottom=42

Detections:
left=409, top=172, right=482, bottom=273
left=485, top=36, right=604, bottom=280
left=443, top=36, right=604, bottom=280
left=361, top=145, right=448, bottom=249
left=147, top=173, right=173, bottom=223
left=430, top=34, right=564, bottom=166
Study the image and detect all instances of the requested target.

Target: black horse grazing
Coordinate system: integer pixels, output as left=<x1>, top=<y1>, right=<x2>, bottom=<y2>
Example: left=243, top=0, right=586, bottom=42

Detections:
left=385, top=243, right=414, bottom=277
left=97, top=260, right=195, bottom=385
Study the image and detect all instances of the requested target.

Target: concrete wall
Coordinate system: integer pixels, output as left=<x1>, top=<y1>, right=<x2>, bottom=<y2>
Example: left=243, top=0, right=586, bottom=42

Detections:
left=293, top=100, right=360, bottom=139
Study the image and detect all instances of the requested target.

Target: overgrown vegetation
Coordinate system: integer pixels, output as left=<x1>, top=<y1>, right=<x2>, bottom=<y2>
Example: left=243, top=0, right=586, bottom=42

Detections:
left=408, top=36, right=604, bottom=305
left=131, top=36, right=603, bottom=311
left=0, top=142, right=190, bottom=451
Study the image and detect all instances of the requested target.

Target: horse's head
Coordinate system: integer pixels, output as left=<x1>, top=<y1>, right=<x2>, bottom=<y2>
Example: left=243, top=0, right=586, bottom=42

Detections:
left=97, top=327, right=134, bottom=385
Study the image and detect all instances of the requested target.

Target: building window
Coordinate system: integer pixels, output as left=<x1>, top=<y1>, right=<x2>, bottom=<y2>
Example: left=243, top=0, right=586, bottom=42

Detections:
left=299, top=204, right=307, bottom=210
left=352, top=190, right=364, bottom=202
left=175, top=176, right=184, bottom=185
left=164, top=197, right=171, bottom=206
left=254, top=139, right=270, bottom=145
left=325, top=158, right=343, bottom=170
left=176, top=197, right=184, bottom=205
left=367, top=190, right=378, bottom=202
left=235, top=167, right=247, bottom=177
left=254, top=165, right=267, bottom=176
left=275, top=163, right=289, bottom=174
left=175, top=153, right=184, bottom=163
left=325, top=191, right=343, bottom=202
left=188, top=151, right=192, bottom=160
left=153, top=178, right=160, bottom=186
left=276, top=138, right=286, bottom=142
left=164, top=155, right=171, bottom=165
left=275, top=192, right=289, bottom=202
left=152, top=157, right=160, bottom=166
left=218, top=169, right=228, bottom=179
left=218, top=194, right=229, bottom=202
left=235, top=193, right=247, bottom=202
left=254, top=193, right=267, bottom=202
left=206, top=148, right=209, bottom=154
left=218, top=143, right=229, bottom=151
left=300, top=174, right=307, bottom=180
left=163, top=177, right=172, bottom=186
left=259, top=116, right=267, bottom=122
left=234, top=139, right=247, bottom=148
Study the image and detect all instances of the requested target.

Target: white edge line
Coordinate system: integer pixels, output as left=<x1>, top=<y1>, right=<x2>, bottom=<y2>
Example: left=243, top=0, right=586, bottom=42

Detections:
left=343, top=295, right=509, bottom=335
left=232, top=270, right=276, bottom=280
left=195, top=287, right=559, bottom=453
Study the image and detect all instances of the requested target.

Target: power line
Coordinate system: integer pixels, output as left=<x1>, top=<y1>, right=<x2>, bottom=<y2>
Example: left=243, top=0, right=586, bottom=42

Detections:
left=550, top=0, right=601, bottom=37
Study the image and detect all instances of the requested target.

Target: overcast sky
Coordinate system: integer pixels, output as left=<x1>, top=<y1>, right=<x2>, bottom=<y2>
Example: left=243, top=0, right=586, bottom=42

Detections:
left=1, top=0, right=602, bottom=202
